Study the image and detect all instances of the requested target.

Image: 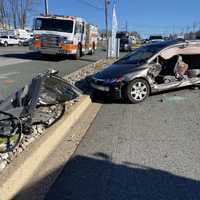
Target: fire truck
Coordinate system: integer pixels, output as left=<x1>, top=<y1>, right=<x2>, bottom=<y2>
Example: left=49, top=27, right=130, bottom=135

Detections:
left=31, top=15, right=98, bottom=59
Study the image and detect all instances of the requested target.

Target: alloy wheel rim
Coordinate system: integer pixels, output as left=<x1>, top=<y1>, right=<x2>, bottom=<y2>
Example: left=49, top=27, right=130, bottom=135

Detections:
left=131, top=82, right=147, bottom=101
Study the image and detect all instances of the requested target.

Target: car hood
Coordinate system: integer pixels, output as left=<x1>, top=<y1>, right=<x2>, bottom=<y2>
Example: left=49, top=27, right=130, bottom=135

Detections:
left=94, top=64, right=147, bottom=80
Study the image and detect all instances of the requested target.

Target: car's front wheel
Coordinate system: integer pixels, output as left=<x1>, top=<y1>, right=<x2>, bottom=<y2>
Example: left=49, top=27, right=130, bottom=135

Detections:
left=126, top=78, right=150, bottom=103
left=4, top=41, right=8, bottom=47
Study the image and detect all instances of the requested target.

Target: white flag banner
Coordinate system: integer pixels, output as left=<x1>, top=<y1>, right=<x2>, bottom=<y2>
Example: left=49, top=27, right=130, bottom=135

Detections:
left=111, top=4, right=118, bottom=58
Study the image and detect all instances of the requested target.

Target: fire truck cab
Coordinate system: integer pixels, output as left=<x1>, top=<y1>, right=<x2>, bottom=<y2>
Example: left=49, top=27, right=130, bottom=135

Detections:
left=31, top=15, right=98, bottom=59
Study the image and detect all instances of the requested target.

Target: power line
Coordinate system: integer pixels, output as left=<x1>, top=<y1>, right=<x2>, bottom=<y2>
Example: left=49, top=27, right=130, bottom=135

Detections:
left=76, top=0, right=104, bottom=10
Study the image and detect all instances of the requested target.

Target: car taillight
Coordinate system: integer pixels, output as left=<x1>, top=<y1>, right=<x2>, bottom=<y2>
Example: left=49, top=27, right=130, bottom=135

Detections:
left=105, top=76, right=125, bottom=84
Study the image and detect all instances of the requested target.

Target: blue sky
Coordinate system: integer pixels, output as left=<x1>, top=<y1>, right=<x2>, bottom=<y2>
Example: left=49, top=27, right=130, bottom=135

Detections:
left=36, top=0, right=200, bottom=38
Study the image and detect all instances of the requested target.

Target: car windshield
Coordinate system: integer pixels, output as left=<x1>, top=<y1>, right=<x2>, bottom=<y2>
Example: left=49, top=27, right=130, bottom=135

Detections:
left=116, top=44, right=165, bottom=65
left=149, top=36, right=163, bottom=40
left=120, top=38, right=129, bottom=44
left=35, top=18, right=74, bottom=33
left=116, top=32, right=129, bottom=39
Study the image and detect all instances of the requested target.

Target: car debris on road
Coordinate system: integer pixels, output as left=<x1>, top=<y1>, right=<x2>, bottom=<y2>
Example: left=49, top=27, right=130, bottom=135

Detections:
left=0, top=69, right=82, bottom=153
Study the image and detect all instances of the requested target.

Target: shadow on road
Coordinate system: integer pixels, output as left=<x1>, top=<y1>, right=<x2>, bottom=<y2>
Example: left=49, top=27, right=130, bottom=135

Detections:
left=0, top=52, right=101, bottom=63
left=0, top=52, right=72, bottom=62
left=78, top=58, right=100, bottom=62
left=13, top=155, right=200, bottom=200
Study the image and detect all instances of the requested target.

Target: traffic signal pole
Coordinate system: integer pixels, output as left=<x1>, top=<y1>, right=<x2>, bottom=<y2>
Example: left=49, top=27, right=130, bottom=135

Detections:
left=104, top=0, right=109, bottom=58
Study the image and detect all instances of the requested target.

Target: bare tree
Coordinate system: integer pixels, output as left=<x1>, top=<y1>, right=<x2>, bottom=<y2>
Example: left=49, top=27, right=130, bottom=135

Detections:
left=9, top=0, right=18, bottom=29
left=0, top=0, right=7, bottom=28
left=0, top=0, right=40, bottom=29
left=16, top=0, right=40, bottom=29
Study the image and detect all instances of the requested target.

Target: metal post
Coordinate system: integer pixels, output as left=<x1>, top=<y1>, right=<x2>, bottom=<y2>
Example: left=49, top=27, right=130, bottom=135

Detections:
left=116, top=38, right=120, bottom=59
left=104, top=0, right=109, bottom=58
left=44, top=0, right=48, bottom=15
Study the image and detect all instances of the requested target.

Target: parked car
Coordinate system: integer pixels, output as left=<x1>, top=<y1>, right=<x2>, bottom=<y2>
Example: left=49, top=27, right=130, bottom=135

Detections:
left=20, top=37, right=33, bottom=46
left=149, top=35, right=164, bottom=43
left=0, top=35, right=21, bottom=47
left=7, top=29, right=32, bottom=40
left=116, top=32, right=133, bottom=52
left=119, top=38, right=133, bottom=51
left=91, top=39, right=200, bottom=103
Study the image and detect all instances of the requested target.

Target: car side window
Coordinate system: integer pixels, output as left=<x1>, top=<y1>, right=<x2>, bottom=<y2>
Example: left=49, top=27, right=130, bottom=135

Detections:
left=75, top=22, right=81, bottom=34
left=1, top=36, right=8, bottom=39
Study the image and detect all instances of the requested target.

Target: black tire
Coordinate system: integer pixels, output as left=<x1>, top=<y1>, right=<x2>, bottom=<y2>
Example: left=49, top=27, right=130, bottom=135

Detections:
left=18, top=41, right=22, bottom=46
left=74, top=44, right=82, bottom=60
left=4, top=41, right=8, bottom=47
left=88, top=49, right=94, bottom=55
left=92, top=43, right=95, bottom=54
left=126, top=78, right=150, bottom=103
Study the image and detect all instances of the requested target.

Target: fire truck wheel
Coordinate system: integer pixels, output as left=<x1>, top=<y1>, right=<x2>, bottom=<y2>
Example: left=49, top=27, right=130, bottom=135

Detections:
left=89, top=43, right=95, bottom=55
left=88, top=49, right=94, bottom=55
left=74, top=45, right=82, bottom=60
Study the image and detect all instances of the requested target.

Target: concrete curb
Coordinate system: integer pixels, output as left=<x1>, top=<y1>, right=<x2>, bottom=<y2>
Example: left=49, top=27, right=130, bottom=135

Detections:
left=0, top=95, right=91, bottom=200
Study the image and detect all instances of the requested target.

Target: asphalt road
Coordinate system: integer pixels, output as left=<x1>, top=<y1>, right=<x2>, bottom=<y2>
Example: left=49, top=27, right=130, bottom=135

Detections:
left=45, top=88, right=200, bottom=200
left=2, top=46, right=200, bottom=199
left=0, top=46, right=106, bottom=99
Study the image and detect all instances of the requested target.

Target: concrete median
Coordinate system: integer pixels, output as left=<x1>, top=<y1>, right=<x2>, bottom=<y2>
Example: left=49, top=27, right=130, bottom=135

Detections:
left=0, top=57, right=116, bottom=200
left=0, top=95, right=92, bottom=200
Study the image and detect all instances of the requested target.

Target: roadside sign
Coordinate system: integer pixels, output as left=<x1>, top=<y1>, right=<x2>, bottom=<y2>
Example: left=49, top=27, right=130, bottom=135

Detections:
left=108, top=4, right=118, bottom=58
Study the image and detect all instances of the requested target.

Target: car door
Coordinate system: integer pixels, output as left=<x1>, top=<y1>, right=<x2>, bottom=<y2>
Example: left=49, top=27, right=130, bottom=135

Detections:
left=74, top=21, right=85, bottom=49
left=4, top=36, right=9, bottom=44
left=10, top=36, right=18, bottom=45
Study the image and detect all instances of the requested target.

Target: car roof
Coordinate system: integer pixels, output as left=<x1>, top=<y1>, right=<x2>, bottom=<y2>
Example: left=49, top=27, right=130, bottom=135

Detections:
left=146, top=39, right=200, bottom=48
left=144, top=39, right=184, bottom=48
left=147, top=39, right=200, bottom=62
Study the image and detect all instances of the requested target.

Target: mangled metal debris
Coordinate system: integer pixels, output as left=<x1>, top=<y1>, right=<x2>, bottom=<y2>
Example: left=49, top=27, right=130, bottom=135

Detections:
left=0, top=69, right=82, bottom=153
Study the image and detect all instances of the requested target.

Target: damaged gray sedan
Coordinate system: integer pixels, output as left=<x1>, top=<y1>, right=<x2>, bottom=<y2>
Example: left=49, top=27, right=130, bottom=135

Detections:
left=91, top=40, right=200, bottom=103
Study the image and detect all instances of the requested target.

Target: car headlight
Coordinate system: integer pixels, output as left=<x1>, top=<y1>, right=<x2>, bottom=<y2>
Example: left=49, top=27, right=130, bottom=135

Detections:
left=63, top=40, right=73, bottom=44
left=105, top=77, right=125, bottom=84
left=60, top=37, right=73, bottom=44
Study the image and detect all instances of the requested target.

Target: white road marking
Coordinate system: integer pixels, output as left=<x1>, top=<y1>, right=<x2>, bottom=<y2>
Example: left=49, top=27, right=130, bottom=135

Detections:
left=0, top=58, right=30, bottom=68
left=0, top=72, right=20, bottom=79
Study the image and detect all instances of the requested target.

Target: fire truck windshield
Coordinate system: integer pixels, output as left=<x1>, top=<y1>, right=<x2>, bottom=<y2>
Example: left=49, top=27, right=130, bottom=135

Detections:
left=35, top=18, right=74, bottom=33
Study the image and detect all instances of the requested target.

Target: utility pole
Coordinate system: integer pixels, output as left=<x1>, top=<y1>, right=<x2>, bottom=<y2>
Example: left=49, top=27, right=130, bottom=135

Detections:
left=44, top=0, right=48, bottom=15
left=104, top=0, right=109, bottom=58
left=125, top=21, right=128, bottom=32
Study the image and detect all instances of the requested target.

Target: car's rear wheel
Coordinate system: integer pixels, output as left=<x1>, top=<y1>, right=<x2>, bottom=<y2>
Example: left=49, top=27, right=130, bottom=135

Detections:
left=18, top=41, right=22, bottom=46
left=126, top=78, right=150, bottom=103
left=4, top=41, right=8, bottom=47
left=89, top=42, right=95, bottom=55
left=74, top=44, right=82, bottom=60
